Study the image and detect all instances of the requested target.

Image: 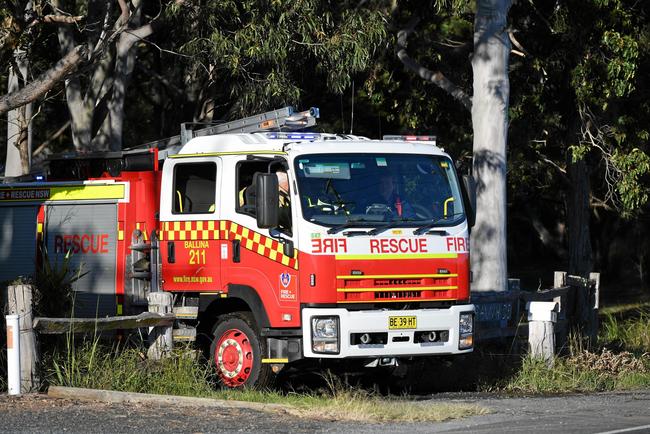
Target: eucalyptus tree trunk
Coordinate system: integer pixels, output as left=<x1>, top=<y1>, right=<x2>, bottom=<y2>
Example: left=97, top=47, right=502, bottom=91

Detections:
left=54, top=0, right=96, bottom=152
left=470, top=0, right=512, bottom=292
left=102, top=0, right=146, bottom=151
left=53, top=0, right=154, bottom=152
left=5, top=54, right=32, bottom=177
left=567, top=156, right=592, bottom=276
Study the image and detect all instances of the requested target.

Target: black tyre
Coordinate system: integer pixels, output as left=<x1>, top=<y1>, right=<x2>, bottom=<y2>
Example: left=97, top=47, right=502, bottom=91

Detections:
left=210, top=312, right=274, bottom=388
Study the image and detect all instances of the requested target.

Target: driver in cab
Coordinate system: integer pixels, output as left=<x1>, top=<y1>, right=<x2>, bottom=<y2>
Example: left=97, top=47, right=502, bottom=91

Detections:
left=366, top=173, right=416, bottom=219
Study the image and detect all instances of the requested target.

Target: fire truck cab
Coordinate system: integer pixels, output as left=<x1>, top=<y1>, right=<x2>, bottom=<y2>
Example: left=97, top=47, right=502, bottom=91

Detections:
left=161, top=130, right=475, bottom=387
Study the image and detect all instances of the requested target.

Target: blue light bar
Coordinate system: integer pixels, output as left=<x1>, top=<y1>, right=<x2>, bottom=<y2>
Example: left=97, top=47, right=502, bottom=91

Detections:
left=267, top=132, right=321, bottom=140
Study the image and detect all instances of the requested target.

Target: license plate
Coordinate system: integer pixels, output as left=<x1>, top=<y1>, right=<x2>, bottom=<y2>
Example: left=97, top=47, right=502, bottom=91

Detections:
left=388, top=316, right=417, bottom=329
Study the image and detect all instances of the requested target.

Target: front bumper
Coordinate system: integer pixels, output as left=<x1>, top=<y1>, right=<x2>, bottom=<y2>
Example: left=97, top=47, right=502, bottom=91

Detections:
left=301, top=305, right=474, bottom=359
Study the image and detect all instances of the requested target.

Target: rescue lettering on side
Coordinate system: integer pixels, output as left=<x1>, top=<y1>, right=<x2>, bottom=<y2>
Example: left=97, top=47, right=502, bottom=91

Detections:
left=0, top=188, right=50, bottom=201
left=54, top=234, right=109, bottom=254
left=369, top=238, right=427, bottom=254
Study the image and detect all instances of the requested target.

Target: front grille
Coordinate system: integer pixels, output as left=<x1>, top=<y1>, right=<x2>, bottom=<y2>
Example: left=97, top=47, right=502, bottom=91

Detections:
left=375, top=291, right=422, bottom=299
left=336, top=272, right=459, bottom=304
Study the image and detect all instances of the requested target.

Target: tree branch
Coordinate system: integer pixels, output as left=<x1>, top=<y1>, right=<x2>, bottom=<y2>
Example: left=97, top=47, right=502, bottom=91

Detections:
left=508, top=30, right=528, bottom=57
left=535, top=149, right=571, bottom=186
left=33, top=120, right=71, bottom=156
left=117, top=0, right=130, bottom=26
left=396, top=17, right=472, bottom=111
left=0, top=45, right=87, bottom=114
left=29, top=14, right=84, bottom=26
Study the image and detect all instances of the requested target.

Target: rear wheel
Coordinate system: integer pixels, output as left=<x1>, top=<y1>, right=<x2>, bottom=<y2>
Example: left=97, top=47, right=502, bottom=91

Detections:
left=210, top=312, right=273, bottom=388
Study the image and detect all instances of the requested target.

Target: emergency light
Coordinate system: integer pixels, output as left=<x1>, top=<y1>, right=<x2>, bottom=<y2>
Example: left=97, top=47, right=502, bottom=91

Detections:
left=267, top=132, right=321, bottom=140
left=383, top=135, right=437, bottom=143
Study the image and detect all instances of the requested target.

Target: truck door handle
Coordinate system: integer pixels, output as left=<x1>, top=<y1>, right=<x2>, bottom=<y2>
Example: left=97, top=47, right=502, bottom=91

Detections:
left=232, top=239, right=240, bottom=263
left=167, top=241, right=175, bottom=263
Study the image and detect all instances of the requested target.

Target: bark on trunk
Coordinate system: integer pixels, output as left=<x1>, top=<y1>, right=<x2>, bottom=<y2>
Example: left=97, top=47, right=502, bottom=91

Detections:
left=106, top=4, right=152, bottom=151
left=470, top=0, right=512, bottom=292
left=54, top=17, right=94, bottom=151
left=5, top=54, right=32, bottom=177
left=566, top=155, right=594, bottom=344
left=567, top=157, right=592, bottom=277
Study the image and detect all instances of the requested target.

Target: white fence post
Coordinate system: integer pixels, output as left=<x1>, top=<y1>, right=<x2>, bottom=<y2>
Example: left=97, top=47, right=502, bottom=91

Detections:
left=6, top=314, right=21, bottom=395
left=527, top=301, right=558, bottom=366
left=5, top=284, right=38, bottom=392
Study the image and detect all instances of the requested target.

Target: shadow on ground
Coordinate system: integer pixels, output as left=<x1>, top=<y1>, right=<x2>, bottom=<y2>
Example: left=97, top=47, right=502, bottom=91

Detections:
left=277, top=341, right=525, bottom=396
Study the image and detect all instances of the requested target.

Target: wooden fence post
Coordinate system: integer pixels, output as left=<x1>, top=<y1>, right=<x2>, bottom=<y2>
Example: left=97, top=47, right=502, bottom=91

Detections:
left=147, top=292, right=173, bottom=360
left=587, top=272, right=600, bottom=343
left=552, top=271, right=569, bottom=352
left=4, top=284, right=38, bottom=393
left=527, top=301, right=558, bottom=366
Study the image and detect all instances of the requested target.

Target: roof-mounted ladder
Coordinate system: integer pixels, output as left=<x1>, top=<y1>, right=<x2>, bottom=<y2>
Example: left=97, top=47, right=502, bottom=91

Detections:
left=131, top=106, right=319, bottom=158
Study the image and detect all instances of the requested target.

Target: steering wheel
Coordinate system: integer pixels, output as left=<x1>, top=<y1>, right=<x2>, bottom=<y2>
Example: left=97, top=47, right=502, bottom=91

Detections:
left=365, top=203, right=392, bottom=216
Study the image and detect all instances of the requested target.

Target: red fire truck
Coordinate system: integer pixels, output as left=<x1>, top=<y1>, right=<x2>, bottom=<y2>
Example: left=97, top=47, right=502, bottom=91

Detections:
left=0, top=107, right=475, bottom=387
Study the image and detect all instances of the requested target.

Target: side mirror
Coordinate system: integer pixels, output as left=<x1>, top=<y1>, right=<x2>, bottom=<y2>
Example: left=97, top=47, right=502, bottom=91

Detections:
left=255, top=173, right=279, bottom=229
left=461, top=174, right=476, bottom=228
left=283, top=240, right=295, bottom=258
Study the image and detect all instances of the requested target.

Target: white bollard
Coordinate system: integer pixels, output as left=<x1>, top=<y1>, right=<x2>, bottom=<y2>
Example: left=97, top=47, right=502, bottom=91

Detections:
left=6, top=314, right=21, bottom=395
left=527, top=301, right=558, bottom=366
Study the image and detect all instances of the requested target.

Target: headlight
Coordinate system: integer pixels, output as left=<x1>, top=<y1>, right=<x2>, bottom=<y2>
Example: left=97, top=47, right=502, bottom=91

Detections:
left=313, top=317, right=338, bottom=338
left=459, top=312, right=474, bottom=350
left=311, top=316, right=339, bottom=354
left=459, top=312, right=474, bottom=334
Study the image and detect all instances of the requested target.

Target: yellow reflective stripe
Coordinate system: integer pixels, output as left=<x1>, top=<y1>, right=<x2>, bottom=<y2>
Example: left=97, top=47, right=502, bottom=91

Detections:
left=169, top=151, right=287, bottom=158
left=261, top=358, right=289, bottom=364
left=336, top=273, right=458, bottom=279
left=335, top=253, right=458, bottom=260
left=337, top=286, right=457, bottom=292
left=48, top=184, right=125, bottom=201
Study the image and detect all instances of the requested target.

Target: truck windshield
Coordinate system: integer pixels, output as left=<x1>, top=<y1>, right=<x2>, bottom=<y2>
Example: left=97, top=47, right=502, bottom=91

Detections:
left=294, top=153, right=465, bottom=227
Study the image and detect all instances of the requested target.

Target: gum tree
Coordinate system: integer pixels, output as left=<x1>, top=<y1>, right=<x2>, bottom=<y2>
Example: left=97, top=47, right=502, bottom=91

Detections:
left=398, top=0, right=512, bottom=292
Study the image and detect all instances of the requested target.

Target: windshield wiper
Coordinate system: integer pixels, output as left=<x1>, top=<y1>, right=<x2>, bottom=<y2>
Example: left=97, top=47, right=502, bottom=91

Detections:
left=413, top=218, right=445, bottom=235
left=413, top=213, right=463, bottom=235
left=327, top=219, right=374, bottom=234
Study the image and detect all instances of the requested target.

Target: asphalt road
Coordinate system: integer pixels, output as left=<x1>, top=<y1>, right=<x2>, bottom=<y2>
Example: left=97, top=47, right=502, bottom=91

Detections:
left=1, top=390, right=650, bottom=433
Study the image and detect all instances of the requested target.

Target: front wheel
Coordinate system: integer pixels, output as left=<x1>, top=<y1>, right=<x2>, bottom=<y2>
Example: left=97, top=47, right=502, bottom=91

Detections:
left=210, top=312, right=273, bottom=388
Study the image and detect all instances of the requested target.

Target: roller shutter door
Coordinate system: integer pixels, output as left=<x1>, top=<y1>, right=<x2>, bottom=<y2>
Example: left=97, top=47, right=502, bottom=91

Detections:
left=44, top=204, right=117, bottom=318
left=0, top=206, right=38, bottom=283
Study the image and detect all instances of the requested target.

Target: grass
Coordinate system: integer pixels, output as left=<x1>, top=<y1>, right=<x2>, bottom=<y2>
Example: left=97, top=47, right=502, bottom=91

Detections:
left=601, top=311, right=650, bottom=353
left=501, top=308, right=650, bottom=394
left=45, top=338, right=486, bottom=422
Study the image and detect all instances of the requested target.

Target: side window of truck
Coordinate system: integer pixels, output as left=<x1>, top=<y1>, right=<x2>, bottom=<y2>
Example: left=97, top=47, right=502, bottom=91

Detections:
left=173, top=162, right=217, bottom=214
left=235, top=160, right=270, bottom=217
